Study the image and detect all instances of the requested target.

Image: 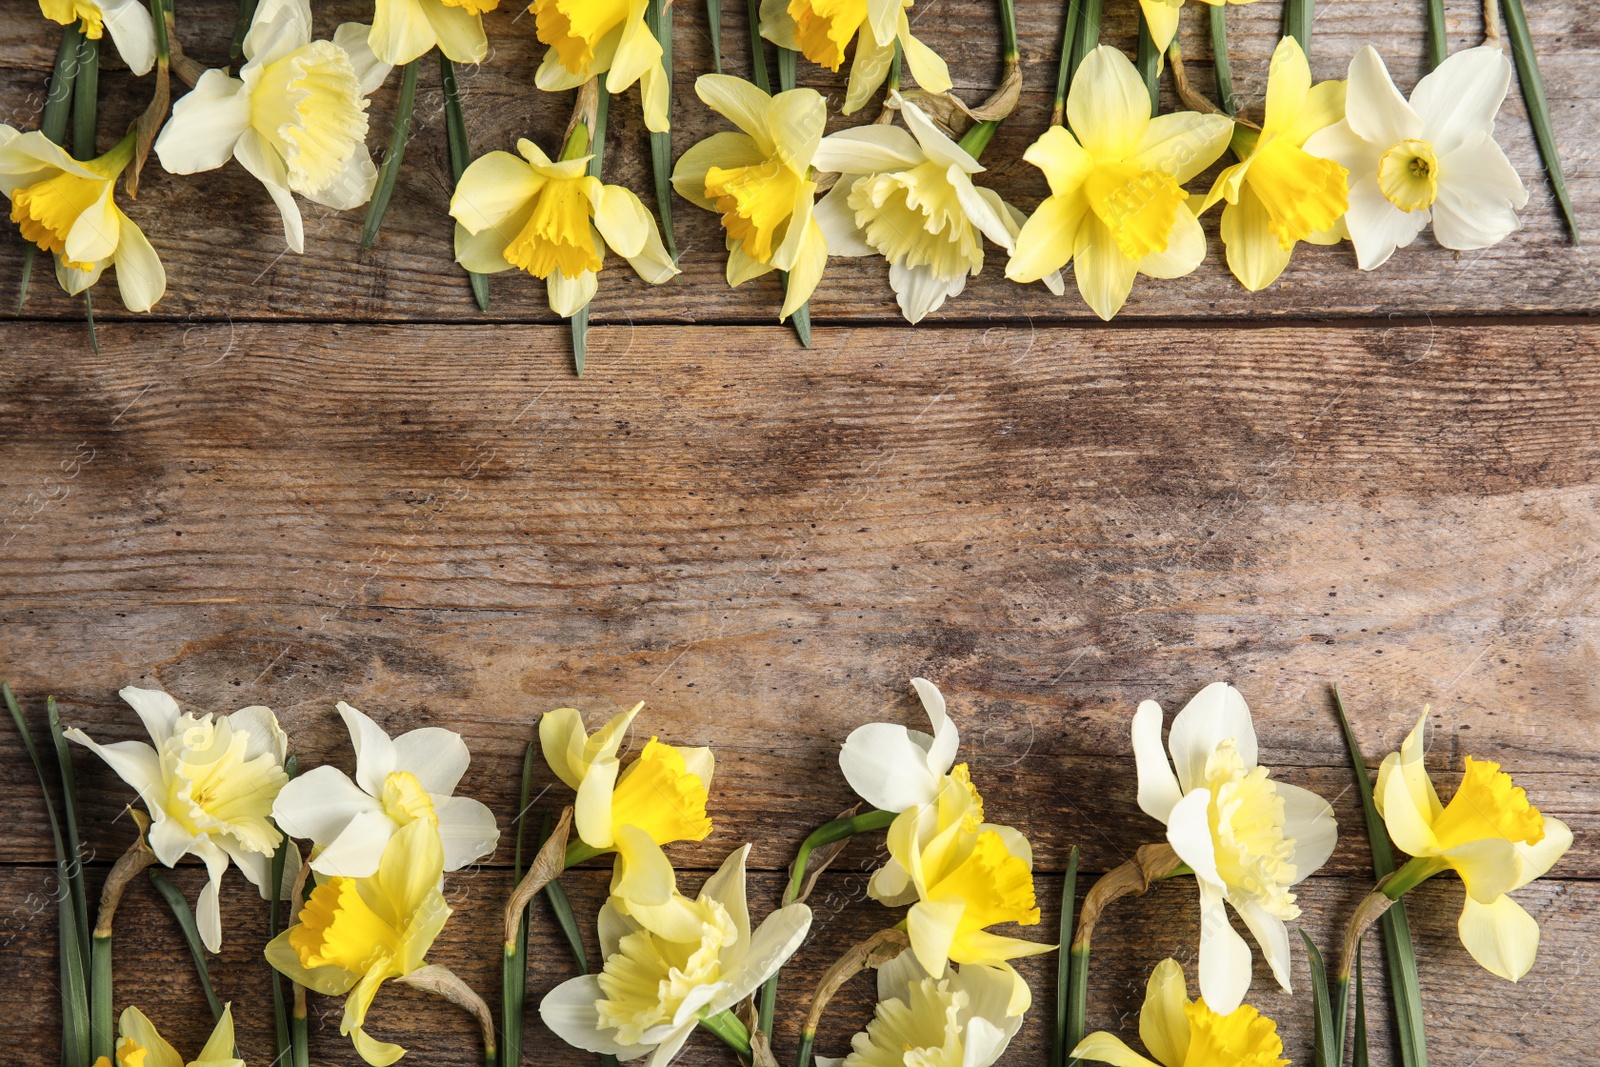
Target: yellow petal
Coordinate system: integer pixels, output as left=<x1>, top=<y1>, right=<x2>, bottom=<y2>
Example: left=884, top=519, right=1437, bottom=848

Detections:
left=537, top=707, right=589, bottom=790
left=1263, top=36, right=1312, bottom=136
left=1023, top=125, right=1095, bottom=197
left=1128, top=111, right=1234, bottom=185
left=780, top=218, right=828, bottom=320
left=1220, top=188, right=1294, bottom=291
left=1072, top=1032, right=1164, bottom=1067
left=1441, top=836, right=1521, bottom=904
left=116, top=1007, right=183, bottom=1067
left=1068, top=46, right=1151, bottom=161
left=1457, top=892, right=1540, bottom=981
left=1007, top=191, right=1087, bottom=283
left=897, top=20, right=951, bottom=95
left=451, top=150, right=541, bottom=234
left=1140, top=958, right=1191, bottom=1067
left=1281, top=80, right=1348, bottom=149
left=1072, top=214, right=1138, bottom=321
left=1138, top=0, right=1183, bottom=54
left=195, top=1004, right=239, bottom=1063
left=611, top=822, right=678, bottom=906
left=671, top=131, right=765, bottom=210
left=368, top=0, right=436, bottom=67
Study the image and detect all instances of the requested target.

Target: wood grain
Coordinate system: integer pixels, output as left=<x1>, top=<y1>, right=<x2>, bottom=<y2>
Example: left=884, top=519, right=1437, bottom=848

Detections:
left=0, top=0, right=1594, bottom=323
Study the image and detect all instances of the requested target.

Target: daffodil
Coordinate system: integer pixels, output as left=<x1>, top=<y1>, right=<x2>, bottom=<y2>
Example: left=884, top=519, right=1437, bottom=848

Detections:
left=267, top=817, right=452, bottom=1066
left=1006, top=46, right=1232, bottom=321
left=672, top=74, right=829, bottom=323
left=65, top=686, right=290, bottom=952
left=0, top=127, right=165, bottom=312
left=39, top=0, right=155, bottom=76
left=1131, top=682, right=1338, bottom=1013
left=271, top=700, right=499, bottom=879
left=450, top=137, right=678, bottom=317
left=838, top=677, right=958, bottom=813
left=1303, top=45, right=1528, bottom=270
left=870, top=766, right=1050, bottom=1014
left=541, top=844, right=813, bottom=1066
left=532, top=0, right=670, bottom=134
left=1073, top=957, right=1289, bottom=1067
left=539, top=704, right=714, bottom=905
left=818, top=949, right=1023, bottom=1067
left=155, top=0, right=391, bottom=254
left=814, top=94, right=1063, bottom=323
left=1136, top=0, right=1256, bottom=57
left=1199, top=36, right=1349, bottom=291
left=94, top=1004, right=243, bottom=1067
left=370, top=0, right=491, bottom=66
left=758, top=0, right=951, bottom=115
left=1373, top=712, right=1572, bottom=980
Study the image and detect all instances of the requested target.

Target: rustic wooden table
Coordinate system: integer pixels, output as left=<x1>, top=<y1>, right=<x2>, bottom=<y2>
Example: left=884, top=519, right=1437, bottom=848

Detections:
left=2, top=2, right=1596, bottom=1065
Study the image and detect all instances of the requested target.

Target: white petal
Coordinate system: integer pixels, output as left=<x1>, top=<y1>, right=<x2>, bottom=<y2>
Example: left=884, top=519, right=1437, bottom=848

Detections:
left=645, top=1023, right=697, bottom=1067
left=1165, top=682, right=1257, bottom=792
left=226, top=704, right=286, bottom=763
left=814, top=179, right=875, bottom=257
left=299, top=144, right=377, bottom=211
left=390, top=727, right=470, bottom=795
left=698, top=844, right=752, bottom=946
left=247, top=0, right=314, bottom=68
left=307, top=808, right=394, bottom=877
left=539, top=976, right=655, bottom=1057
left=98, top=0, right=157, bottom=75
left=1234, top=899, right=1292, bottom=992
left=156, top=70, right=249, bottom=174
left=1278, top=782, right=1338, bottom=881
left=63, top=730, right=163, bottom=818
left=432, top=794, right=500, bottom=870
left=839, top=722, right=943, bottom=812
left=1195, top=879, right=1253, bottom=1013
left=1165, top=788, right=1222, bottom=887
left=1344, top=46, right=1423, bottom=148
left=333, top=22, right=394, bottom=95
left=911, top=678, right=958, bottom=777
left=1132, top=700, right=1182, bottom=824
left=272, top=765, right=379, bottom=844
left=898, top=95, right=981, bottom=174
left=1344, top=172, right=1428, bottom=271
left=712, top=903, right=813, bottom=1010
left=952, top=173, right=1014, bottom=251
left=1410, top=45, right=1511, bottom=156
left=813, top=125, right=923, bottom=174
left=875, top=947, right=927, bottom=1004
left=890, top=259, right=965, bottom=324
left=336, top=701, right=397, bottom=796
left=118, top=685, right=180, bottom=747
left=233, top=129, right=304, bottom=254
left=192, top=840, right=233, bottom=953
left=1431, top=134, right=1527, bottom=250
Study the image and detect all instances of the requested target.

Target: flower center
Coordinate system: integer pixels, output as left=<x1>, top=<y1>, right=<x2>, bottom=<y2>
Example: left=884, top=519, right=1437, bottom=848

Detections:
left=926, top=830, right=1039, bottom=936
left=1431, top=756, right=1546, bottom=851
left=848, top=163, right=984, bottom=277
left=1243, top=139, right=1349, bottom=250
left=1203, top=740, right=1299, bottom=920
left=1082, top=162, right=1186, bottom=261
left=1182, top=999, right=1290, bottom=1067
left=251, top=41, right=369, bottom=195
left=533, top=0, right=631, bottom=73
left=787, top=0, right=869, bottom=72
left=291, top=875, right=405, bottom=975
left=595, top=898, right=738, bottom=1045
left=164, top=713, right=287, bottom=854
left=1377, top=139, right=1439, bottom=212
left=503, top=174, right=604, bottom=280
left=856, top=979, right=967, bottom=1067
left=113, top=1035, right=147, bottom=1067
left=380, top=770, right=438, bottom=827
left=610, top=739, right=713, bottom=846
left=9, top=170, right=108, bottom=270
left=705, top=161, right=806, bottom=264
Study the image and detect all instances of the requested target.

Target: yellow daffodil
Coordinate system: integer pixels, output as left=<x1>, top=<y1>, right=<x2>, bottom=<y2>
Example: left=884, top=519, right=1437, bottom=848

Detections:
left=156, top=0, right=392, bottom=254
left=370, top=0, right=491, bottom=66
left=532, top=0, right=669, bottom=134
left=39, top=0, right=155, bottom=75
left=94, top=1004, right=243, bottom=1067
left=1374, top=712, right=1573, bottom=981
left=814, top=95, right=1063, bottom=323
left=0, top=127, right=165, bottom=312
left=1137, top=0, right=1257, bottom=56
left=672, top=74, right=829, bottom=322
left=1006, top=46, right=1232, bottom=321
left=541, top=845, right=813, bottom=1067
left=1132, top=682, right=1338, bottom=1013
left=267, top=818, right=452, bottom=1066
left=1199, top=36, right=1349, bottom=291
left=827, top=949, right=1023, bottom=1067
left=451, top=137, right=678, bottom=317
left=65, top=686, right=290, bottom=952
left=759, top=0, right=951, bottom=114
left=539, top=704, right=714, bottom=906
left=272, top=701, right=499, bottom=878
left=1074, top=958, right=1289, bottom=1067
left=870, top=765, right=1050, bottom=1015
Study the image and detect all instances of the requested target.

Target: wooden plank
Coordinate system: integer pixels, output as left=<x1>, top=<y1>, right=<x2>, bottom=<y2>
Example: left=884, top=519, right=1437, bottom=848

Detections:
left=0, top=1, right=1593, bottom=323
left=1, top=321, right=1597, bottom=875
left=1, top=865, right=1593, bottom=1067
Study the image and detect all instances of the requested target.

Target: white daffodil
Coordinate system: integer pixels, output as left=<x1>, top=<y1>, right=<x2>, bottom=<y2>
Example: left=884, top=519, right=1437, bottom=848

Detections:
left=39, top=0, right=155, bottom=76
left=65, top=686, right=291, bottom=953
left=817, top=949, right=1023, bottom=1067
left=271, top=701, right=499, bottom=879
left=98, top=1004, right=243, bottom=1067
left=1132, top=682, right=1338, bottom=1013
left=838, top=677, right=958, bottom=813
left=155, top=0, right=391, bottom=254
left=541, top=844, right=813, bottom=1067
left=815, top=95, right=1063, bottom=324
left=1303, top=45, right=1528, bottom=270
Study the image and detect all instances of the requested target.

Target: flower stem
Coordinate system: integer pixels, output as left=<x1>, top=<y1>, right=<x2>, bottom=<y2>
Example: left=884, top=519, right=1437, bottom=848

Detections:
left=269, top=757, right=298, bottom=1067
left=90, top=820, right=156, bottom=1063
left=72, top=34, right=99, bottom=161
left=362, top=57, right=419, bottom=249
left=1380, top=855, right=1448, bottom=900
left=148, top=870, right=225, bottom=1022
left=699, top=1009, right=752, bottom=1056
left=1052, top=0, right=1082, bottom=126
left=1050, top=846, right=1079, bottom=1067
left=706, top=0, right=723, bottom=72
left=1208, top=5, right=1236, bottom=116
left=1134, top=9, right=1159, bottom=117
left=440, top=54, right=490, bottom=312
left=997, top=0, right=1018, bottom=61
left=646, top=0, right=678, bottom=261
left=958, top=121, right=999, bottom=160
left=745, top=0, right=771, bottom=93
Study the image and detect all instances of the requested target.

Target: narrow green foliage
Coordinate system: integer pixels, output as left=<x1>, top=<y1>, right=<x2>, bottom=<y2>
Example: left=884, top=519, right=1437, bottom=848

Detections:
left=1209, top=6, right=1236, bottom=116
left=1135, top=11, right=1160, bottom=117
left=647, top=0, right=679, bottom=260
left=440, top=55, right=490, bottom=311
left=1303, top=930, right=1337, bottom=1067
left=84, top=292, right=99, bottom=354
left=570, top=85, right=610, bottom=376
left=148, top=870, right=225, bottom=1022
left=1051, top=847, right=1079, bottom=1067
left=1068, top=0, right=1103, bottom=88
left=1353, top=950, right=1371, bottom=1067
left=270, top=757, right=298, bottom=1067
left=91, top=935, right=113, bottom=1062
left=1501, top=0, right=1579, bottom=242
left=1053, top=0, right=1082, bottom=124
left=47, top=698, right=91, bottom=969
left=1064, top=942, right=1089, bottom=1067
left=232, top=0, right=262, bottom=62
left=707, top=0, right=724, bottom=72
left=19, top=26, right=82, bottom=311
left=746, top=0, right=771, bottom=92
left=1425, top=0, right=1446, bottom=70
left=774, top=43, right=810, bottom=348
left=363, top=58, right=420, bottom=248
left=1333, top=684, right=1428, bottom=1067
left=501, top=745, right=537, bottom=1067
left=1282, top=0, right=1313, bottom=58
left=72, top=36, right=98, bottom=160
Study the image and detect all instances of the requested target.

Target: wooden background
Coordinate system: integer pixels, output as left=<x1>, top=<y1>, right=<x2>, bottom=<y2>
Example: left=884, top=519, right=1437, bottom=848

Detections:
left=2, top=2, right=1597, bottom=1066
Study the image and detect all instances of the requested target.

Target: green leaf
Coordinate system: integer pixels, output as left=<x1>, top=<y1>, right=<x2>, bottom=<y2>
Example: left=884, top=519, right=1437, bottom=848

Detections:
left=440, top=54, right=490, bottom=311
left=1135, top=11, right=1160, bottom=117
left=1353, top=949, right=1371, bottom=1067
left=18, top=26, right=82, bottom=312
left=707, top=0, right=723, bottom=73
left=1052, top=846, right=1079, bottom=1067
left=47, top=698, right=90, bottom=968
left=72, top=35, right=98, bottom=161
left=1333, top=684, right=1428, bottom=1067
left=91, top=934, right=113, bottom=1063
left=774, top=46, right=811, bottom=348
left=1068, top=0, right=1103, bottom=89
left=1282, top=0, right=1314, bottom=58
left=1425, top=0, right=1446, bottom=70
left=646, top=0, right=679, bottom=261
left=270, top=757, right=298, bottom=1067
left=148, top=870, right=226, bottom=1022
left=1302, top=930, right=1337, bottom=1067
left=1209, top=5, right=1236, bottom=116
left=1053, top=0, right=1083, bottom=124
left=1064, top=941, right=1089, bottom=1067
left=502, top=744, right=537, bottom=1067
left=745, top=0, right=771, bottom=93
left=363, top=57, right=420, bottom=248
left=1501, top=0, right=1579, bottom=242
left=569, top=84, right=611, bottom=377
left=231, top=0, right=262, bottom=63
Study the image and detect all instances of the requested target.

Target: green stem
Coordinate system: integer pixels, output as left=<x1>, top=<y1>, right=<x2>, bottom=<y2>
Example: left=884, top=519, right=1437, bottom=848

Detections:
left=290, top=1002, right=309, bottom=1067
left=362, top=58, right=419, bottom=248
left=72, top=34, right=99, bottom=161
left=147, top=870, right=225, bottom=1022
left=150, top=0, right=170, bottom=63
left=700, top=1009, right=753, bottom=1056
left=231, top=0, right=261, bottom=62
left=1135, top=11, right=1159, bottom=117
left=1209, top=5, right=1235, bottom=116
left=1380, top=855, right=1448, bottom=899
left=440, top=54, right=490, bottom=311
left=998, top=0, right=1018, bottom=61
left=794, top=1028, right=815, bottom=1067
left=1067, top=0, right=1103, bottom=90
left=20, top=25, right=83, bottom=310
left=1051, top=847, right=1079, bottom=1067
left=1064, top=942, right=1090, bottom=1066
left=745, top=0, right=771, bottom=93
left=90, top=934, right=113, bottom=1062
left=269, top=759, right=298, bottom=1067
left=647, top=0, right=679, bottom=261
left=707, top=0, right=723, bottom=72
left=1500, top=0, right=1579, bottom=242
left=1052, top=0, right=1082, bottom=125
left=1424, top=0, right=1446, bottom=69
left=958, top=121, right=1000, bottom=160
